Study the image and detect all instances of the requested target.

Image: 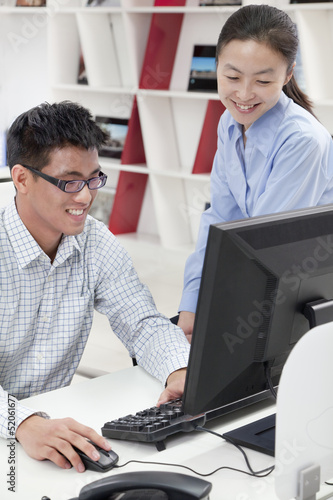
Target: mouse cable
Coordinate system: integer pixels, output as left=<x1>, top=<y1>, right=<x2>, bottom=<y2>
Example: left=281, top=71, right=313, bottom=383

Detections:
left=195, top=425, right=275, bottom=478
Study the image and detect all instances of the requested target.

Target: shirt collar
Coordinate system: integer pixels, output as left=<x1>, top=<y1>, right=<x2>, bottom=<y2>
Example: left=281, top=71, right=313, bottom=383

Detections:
left=227, top=120, right=243, bottom=141
left=4, top=200, right=82, bottom=269
left=227, top=92, right=290, bottom=156
left=53, top=233, right=82, bottom=267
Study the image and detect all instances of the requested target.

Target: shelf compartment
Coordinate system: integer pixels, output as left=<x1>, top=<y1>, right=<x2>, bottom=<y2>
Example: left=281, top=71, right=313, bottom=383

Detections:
left=149, top=174, right=193, bottom=247
left=192, top=99, right=225, bottom=174
left=109, top=170, right=148, bottom=235
left=183, top=175, right=211, bottom=242
left=109, top=96, right=148, bottom=235
left=49, top=10, right=133, bottom=88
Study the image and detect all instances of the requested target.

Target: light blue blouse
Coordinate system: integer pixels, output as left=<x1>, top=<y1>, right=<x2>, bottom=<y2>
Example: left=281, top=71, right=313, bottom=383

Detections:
left=179, top=92, right=333, bottom=313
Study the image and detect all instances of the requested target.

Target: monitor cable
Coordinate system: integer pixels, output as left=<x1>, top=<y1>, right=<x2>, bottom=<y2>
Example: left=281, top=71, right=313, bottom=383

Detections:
left=195, top=425, right=275, bottom=478
left=113, top=426, right=274, bottom=480
left=264, top=360, right=277, bottom=399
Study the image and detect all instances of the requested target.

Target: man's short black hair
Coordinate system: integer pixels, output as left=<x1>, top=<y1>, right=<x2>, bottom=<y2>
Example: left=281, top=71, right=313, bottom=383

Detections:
left=7, top=101, right=109, bottom=171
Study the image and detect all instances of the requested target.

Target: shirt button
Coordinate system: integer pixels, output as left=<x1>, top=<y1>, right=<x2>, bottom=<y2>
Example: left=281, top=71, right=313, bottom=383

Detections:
left=36, top=354, right=43, bottom=361
left=41, top=315, right=49, bottom=322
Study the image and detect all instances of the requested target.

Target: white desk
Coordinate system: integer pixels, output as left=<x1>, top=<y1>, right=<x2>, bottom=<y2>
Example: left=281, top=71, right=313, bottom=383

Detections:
left=0, top=366, right=332, bottom=500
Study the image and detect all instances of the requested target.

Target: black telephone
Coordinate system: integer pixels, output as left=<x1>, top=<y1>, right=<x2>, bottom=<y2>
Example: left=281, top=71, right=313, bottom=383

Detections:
left=68, top=471, right=212, bottom=500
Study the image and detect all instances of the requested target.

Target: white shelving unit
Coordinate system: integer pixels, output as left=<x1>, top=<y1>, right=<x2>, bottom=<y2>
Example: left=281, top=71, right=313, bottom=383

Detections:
left=1, top=0, right=333, bottom=249
left=0, top=5, right=49, bottom=131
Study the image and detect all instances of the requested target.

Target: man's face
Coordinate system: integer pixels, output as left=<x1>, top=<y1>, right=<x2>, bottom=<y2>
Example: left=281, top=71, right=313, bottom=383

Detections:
left=17, top=146, right=100, bottom=256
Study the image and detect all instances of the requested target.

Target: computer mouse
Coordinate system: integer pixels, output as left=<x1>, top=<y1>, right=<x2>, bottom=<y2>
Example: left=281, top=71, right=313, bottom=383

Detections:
left=74, top=441, right=119, bottom=473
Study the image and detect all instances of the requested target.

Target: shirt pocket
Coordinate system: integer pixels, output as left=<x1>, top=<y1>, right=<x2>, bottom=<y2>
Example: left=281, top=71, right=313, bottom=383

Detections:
left=53, top=291, right=94, bottom=348
left=0, top=297, right=16, bottom=324
left=0, top=297, right=19, bottom=351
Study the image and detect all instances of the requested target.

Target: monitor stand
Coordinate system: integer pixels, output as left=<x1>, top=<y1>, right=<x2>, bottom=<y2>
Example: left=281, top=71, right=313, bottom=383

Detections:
left=303, top=298, right=333, bottom=328
left=222, top=413, right=276, bottom=457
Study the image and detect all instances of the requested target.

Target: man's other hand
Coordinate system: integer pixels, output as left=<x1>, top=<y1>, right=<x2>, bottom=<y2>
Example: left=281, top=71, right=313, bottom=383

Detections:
left=16, top=415, right=112, bottom=473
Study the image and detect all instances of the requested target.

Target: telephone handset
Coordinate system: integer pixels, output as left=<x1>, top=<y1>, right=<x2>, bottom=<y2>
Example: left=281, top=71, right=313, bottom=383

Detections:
left=69, top=471, right=212, bottom=500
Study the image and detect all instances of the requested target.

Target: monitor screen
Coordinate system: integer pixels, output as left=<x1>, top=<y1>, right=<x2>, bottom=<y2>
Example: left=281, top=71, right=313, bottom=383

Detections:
left=182, top=204, right=333, bottom=420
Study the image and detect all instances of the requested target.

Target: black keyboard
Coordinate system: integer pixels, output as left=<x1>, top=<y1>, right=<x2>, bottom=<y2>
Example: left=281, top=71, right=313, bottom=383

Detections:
left=101, top=399, right=206, bottom=451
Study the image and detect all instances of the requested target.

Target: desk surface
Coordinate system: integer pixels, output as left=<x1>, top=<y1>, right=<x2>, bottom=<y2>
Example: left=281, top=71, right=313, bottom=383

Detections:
left=0, top=366, right=331, bottom=500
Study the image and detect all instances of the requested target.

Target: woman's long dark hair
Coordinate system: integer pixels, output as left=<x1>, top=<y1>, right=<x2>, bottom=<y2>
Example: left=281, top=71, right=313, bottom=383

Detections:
left=216, top=5, right=315, bottom=116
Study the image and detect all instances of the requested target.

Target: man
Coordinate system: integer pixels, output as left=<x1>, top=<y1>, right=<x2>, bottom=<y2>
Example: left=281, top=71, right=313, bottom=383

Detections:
left=0, top=101, right=189, bottom=473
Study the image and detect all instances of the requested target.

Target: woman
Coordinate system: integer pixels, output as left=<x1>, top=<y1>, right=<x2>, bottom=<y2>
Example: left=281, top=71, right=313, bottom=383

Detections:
left=178, top=4, right=333, bottom=341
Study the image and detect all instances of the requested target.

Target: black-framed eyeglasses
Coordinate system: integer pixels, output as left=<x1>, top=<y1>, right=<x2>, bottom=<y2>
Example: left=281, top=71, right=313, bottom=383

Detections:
left=21, top=164, right=108, bottom=193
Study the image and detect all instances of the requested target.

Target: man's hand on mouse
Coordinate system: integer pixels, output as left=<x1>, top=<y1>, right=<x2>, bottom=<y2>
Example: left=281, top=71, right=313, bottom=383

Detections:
left=15, top=415, right=111, bottom=472
left=157, top=367, right=187, bottom=406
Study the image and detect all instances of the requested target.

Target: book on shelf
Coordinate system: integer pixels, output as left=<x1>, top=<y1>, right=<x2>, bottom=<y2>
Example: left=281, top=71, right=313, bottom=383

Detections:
left=16, top=0, right=46, bottom=5
left=95, top=116, right=129, bottom=160
left=89, top=187, right=116, bottom=227
left=290, top=0, right=332, bottom=3
left=199, top=0, right=241, bottom=5
left=77, top=48, right=88, bottom=85
left=86, top=0, right=121, bottom=5
left=187, top=45, right=217, bottom=93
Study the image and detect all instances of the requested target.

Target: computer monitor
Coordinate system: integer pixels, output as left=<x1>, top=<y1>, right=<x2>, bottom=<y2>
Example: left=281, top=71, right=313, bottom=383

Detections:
left=182, top=205, right=333, bottom=436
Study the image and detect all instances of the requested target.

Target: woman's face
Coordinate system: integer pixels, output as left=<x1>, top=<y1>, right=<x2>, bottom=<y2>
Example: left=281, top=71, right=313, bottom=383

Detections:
left=216, top=39, right=294, bottom=130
